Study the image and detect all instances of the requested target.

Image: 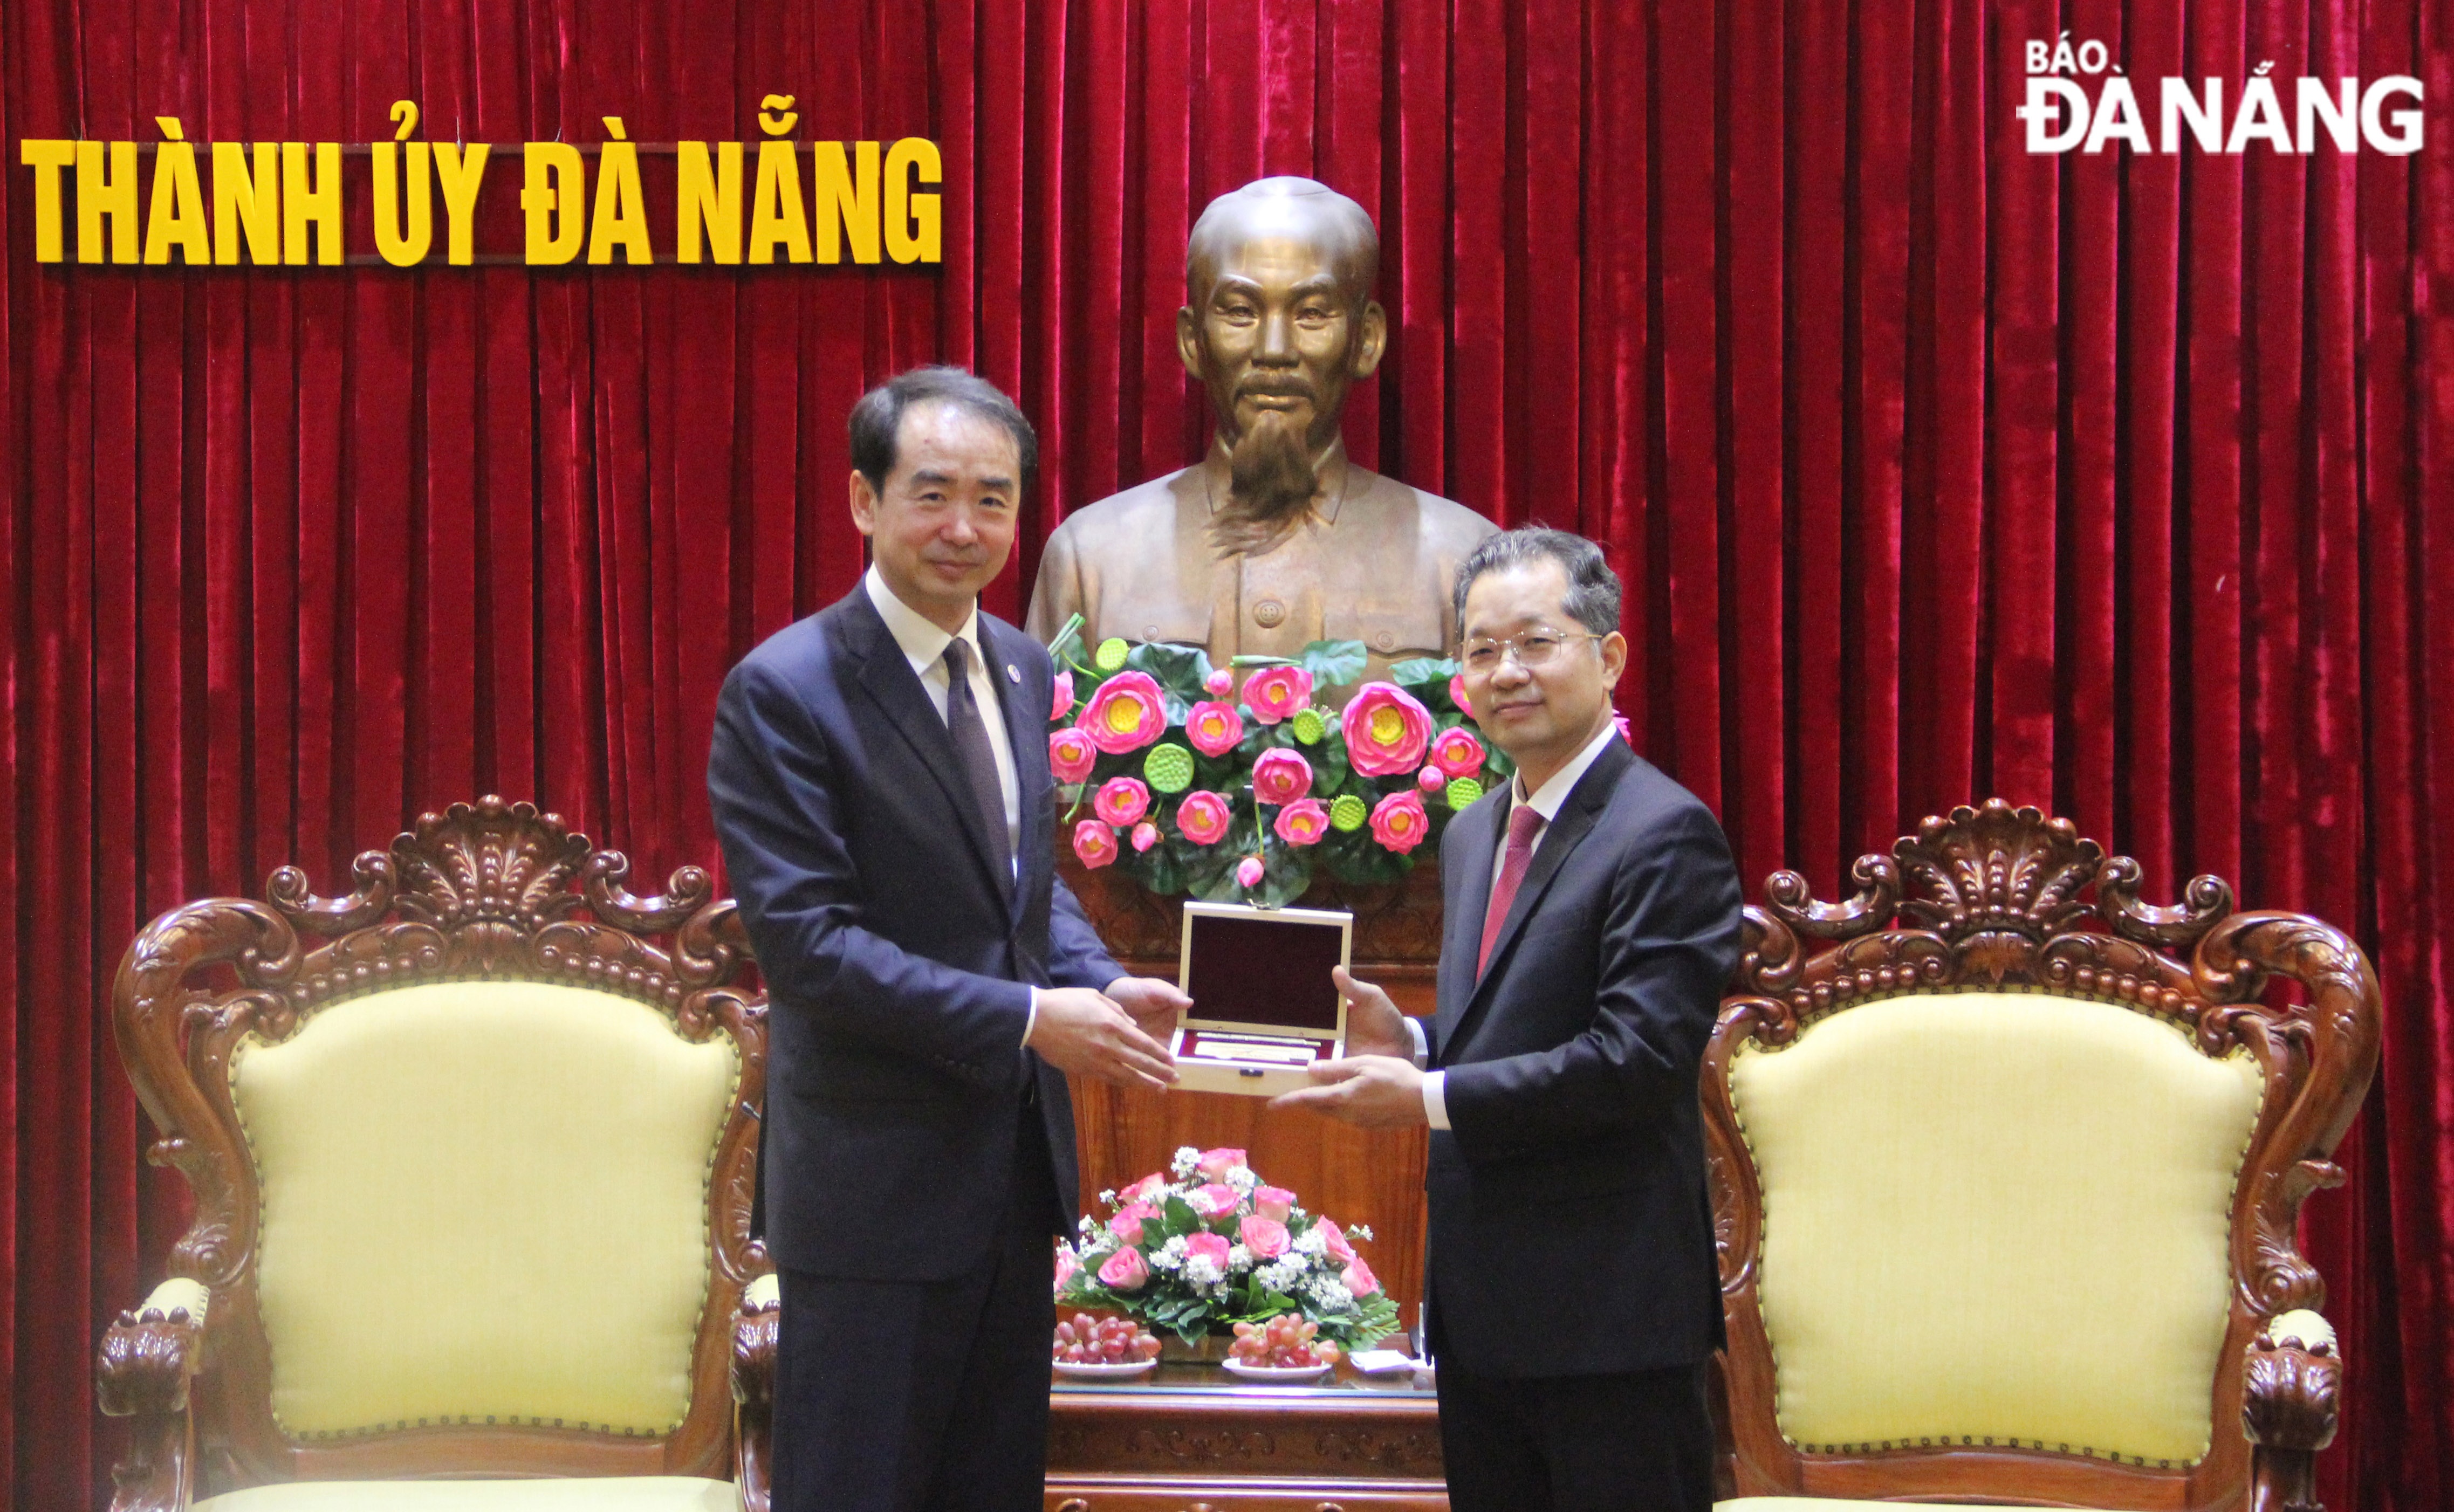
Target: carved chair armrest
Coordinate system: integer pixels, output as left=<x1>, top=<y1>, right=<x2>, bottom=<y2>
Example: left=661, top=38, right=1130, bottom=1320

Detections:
left=731, top=1272, right=780, bottom=1512
left=97, top=1280, right=212, bottom=1512
left=2244, top=1309, right=2339, bottom=1512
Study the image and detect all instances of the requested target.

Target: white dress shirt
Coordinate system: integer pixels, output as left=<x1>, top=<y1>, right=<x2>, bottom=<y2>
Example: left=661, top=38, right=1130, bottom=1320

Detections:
left=863, top=566, right=1041, bottom=1042
left=1410, top=718, right=1624, bottom=1128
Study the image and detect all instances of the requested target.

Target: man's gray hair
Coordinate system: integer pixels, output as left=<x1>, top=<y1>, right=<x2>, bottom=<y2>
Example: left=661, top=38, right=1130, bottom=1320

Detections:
left=1452, top=528, right=1622, bottom=637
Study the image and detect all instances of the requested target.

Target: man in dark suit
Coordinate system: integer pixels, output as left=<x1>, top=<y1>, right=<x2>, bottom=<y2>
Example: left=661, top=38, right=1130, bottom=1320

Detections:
left=709, top=367, right=1187, bottom=1512
left=1274, top=527, right=1742, bottom=1512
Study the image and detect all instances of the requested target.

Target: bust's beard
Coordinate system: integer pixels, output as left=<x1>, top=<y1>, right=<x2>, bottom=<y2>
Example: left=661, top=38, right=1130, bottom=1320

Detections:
left=1209, top=413, right=1318, bottom=558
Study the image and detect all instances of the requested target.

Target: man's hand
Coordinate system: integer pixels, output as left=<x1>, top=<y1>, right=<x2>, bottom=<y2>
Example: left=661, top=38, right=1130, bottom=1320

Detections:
left=1028, top=987, right=1178, bottom=1091
left=1268, top=1055, right=1427, bottom=1129
left=1332, top=966, right=1413, bottom=1061
left=1103, top=975, right=1192, bottom=1041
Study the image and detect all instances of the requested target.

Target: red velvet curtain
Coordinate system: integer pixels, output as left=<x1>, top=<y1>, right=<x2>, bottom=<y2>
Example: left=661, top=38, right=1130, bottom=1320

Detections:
left=3, top=1, right=2448, bottom=1507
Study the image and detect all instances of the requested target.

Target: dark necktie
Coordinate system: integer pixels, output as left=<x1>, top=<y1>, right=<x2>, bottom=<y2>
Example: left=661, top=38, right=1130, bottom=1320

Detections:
left=1477, top=802, right=1546, bottom=974
left=941, top=637, right=1013, bottom=888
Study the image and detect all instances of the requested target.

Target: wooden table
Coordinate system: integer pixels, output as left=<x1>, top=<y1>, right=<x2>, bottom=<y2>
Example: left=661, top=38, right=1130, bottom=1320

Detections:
left=1047, top=1362, right=1447, bottom=1511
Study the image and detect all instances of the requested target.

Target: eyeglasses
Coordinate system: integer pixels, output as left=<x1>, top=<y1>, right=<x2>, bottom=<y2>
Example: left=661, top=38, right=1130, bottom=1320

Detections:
left=1459, top=628, right=1602, bottom=673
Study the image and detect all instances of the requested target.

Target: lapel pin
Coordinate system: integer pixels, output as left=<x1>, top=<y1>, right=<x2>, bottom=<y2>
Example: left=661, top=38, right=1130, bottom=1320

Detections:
left=1006, top=663, right=1021, bottom=683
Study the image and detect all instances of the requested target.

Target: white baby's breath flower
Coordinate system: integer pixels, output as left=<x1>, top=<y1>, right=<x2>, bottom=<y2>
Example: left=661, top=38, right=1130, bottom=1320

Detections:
left=1305, top=1275, right=1355, bottom=1309
left=1078, top=1217, right=1099, bottom=1239
left=1350, top=1225, right=1375, bottom=1243
left=1183, top=1255, right=1225, bottom=1288
left=1256, top=1258, right=1304, bottom=1293
left=1098, top=1188, right=1117, bottom=1206
left=1225, top=1165, right=1259, bottom=1192
left=1226, top=1243, right=1254, bottom=1273
left=1171, top=1146, right=1202, bottom=1177
left=1292, top=1227, right=1327, bottom=1256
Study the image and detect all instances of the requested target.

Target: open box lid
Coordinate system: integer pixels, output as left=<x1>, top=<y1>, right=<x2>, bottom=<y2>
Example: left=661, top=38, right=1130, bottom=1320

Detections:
left=1176, top=901, right=1353, bottom=1043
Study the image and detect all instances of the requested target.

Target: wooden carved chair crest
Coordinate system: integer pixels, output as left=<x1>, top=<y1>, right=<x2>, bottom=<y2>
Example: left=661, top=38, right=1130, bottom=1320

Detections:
left=98, top=798, right=777, bottom=1512
left=1706, top=800, right=2378, bottom=1512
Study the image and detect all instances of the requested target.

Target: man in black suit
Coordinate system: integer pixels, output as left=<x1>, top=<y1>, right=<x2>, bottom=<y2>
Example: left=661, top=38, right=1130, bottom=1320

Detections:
left=709, top=367, right=1187, bottom=1512
left=1274, top=527, right=1742, bottom=1512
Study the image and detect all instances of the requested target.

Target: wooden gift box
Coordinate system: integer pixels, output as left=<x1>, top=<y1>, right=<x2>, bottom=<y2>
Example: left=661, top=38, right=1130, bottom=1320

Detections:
left=1169, top=901, right=1352, bottom=1097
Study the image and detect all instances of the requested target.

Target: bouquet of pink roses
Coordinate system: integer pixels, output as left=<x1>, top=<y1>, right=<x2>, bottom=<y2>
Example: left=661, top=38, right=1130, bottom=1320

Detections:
left=1047, top=622, right=1519, bottom=908
left=1053, top=1145, right=1405, bottom=1349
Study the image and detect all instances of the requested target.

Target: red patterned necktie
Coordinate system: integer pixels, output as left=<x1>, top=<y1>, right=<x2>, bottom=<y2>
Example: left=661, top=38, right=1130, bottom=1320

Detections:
left=1477, top=802, right=1547, bottom=974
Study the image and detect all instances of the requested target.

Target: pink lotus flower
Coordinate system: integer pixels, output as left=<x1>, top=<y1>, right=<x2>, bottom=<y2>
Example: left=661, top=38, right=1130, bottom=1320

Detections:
left=1049, top=727, right=1098, bottom=784
left=1204, top=667, right=1235, bottom=696
left=1430, top=726, right=1486, bottom=778
left=1054, top=1248, right=1078, bottom=1291
left=1118, top=1172, right=1167, bottom=1205
left=1254, top=1186, right=1296, bottom=1222
left=1235, top=856, right=1264, bottom=889
left=1184, top=1183, right=1242, bottom=1220
left=1073, top=819, right=1119, bottom=869
left=1342, top=1257, right=1381, bottom=1296
left=1183, top=1231, right=1231, bottom=1268
left=1132, top=821, right=1160, bottom=853
left=1273, top=798, right=1330, bottom=847
left=1051, top=669, right=1076, bottom=721
left=1175, top=790, right=1232, bottom=846
left=1094, top=776, right=1150, bottom=827
left=1341, top=683, right=1435, bottom=776
left=1417, top=765, right=1446, bottom=793
left=1615, top=713, right=1633, bottom=746
left=1186, top=699, right=1245, bottom=757
left=1450, top=672, right=1473, bottom=717
left=1109, top=1201, right=1159, bottom=1246
left=1243, top=664, right=1314, bottom=724
left=1315, top=1218, right=1357, bottom=1263
left=1195, top=1147, right=1247, bottom=1180
left=1368, top=790, right=1430, bottom=854
left=1238, top=1214, right=1291, bottom=1259
left=1098, top=1246, right=1150, bottom=1291
left=1252, top=748, right=1313, bottom=806
left=1078, top=671, right=1167, bottom=754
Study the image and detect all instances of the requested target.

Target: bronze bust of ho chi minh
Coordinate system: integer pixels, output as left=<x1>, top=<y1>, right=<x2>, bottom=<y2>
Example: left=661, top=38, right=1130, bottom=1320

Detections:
left=1026, top=176, right=1496, bottom=693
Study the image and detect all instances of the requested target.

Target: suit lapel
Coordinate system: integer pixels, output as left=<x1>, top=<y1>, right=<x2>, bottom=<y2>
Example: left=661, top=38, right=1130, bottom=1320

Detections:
left=1434, top=793, right=1504, bottom=1054
left=845, top=595, right=1012, bottom=904
left=984, top=618, right=1044, bottom=924
left=1441, top=739, right=1635, bottom=1057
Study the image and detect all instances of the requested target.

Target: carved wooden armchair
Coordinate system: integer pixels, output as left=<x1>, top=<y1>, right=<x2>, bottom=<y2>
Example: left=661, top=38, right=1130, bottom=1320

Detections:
left=98, top=799, right=778, bottom=1512
left=1706, top=801, right=2377, bottom=1512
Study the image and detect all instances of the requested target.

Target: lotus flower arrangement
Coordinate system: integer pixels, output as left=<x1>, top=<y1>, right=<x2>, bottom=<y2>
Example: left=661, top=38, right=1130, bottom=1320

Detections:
left=1046, top=623, right=1516, bottom=906
left=1054, top=1147, right=1405, bottom=1349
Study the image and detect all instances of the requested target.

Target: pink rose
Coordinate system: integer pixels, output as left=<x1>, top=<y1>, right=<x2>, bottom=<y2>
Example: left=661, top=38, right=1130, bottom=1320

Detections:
left=1417, top=765, right=1446, bottom=793
left=1342, top=1257, right=1381, bottom=1296
left=1077, top=671, right=1167, bottom=754
left=1175, top=790, right=1232, bottom=846
left=1186, top=699, right=1245, bottom=757
left=1430, top=726, right=1485, bottom=778
left=1185, top=1183, right=1241, bottom=1220
left=1238, top=1214, right=1291, bottom=1259
left=1051, top=669, right=1076, bottom=721
left=1054, top=1248, right=1078, bottom=1292
left=1243, top=664, right=1314, bottom=724
left=1341, top=683, right=1435, bottom=776
left=1203, top=667, right=1235, bottom=696
left=1235, top=856, right=1265, bottom=889
left=1315, top=1218, right=1357, bottom=1262
left=1251, top=748, right=1313, bottom=806
left=1368, top=790, right=1430, bottom=854
left=1615, top=713, right=1633, bottom=746
left=1273, top=798, right=1329, bottom=847
left=1109, top=1201, right=1158, bottom=1246
left=1195, top=1147, right=1247, bottom=1180
left=1183, top=1231, right=1231, bottom=1268
left=1049, top=727, right=1098, bottom=784
left=1097, top=1246, right=1150, bottom=1291
left=1094, top=775, right=1150, bottom=827
left=1132, top=821, right=1160, bottom=853
left=1450, top=672, right=1472, bottom=717
left=1073, top=819, right=1119, bottom=869
left=1118, top=1172, right=1167, bottom=1205
left=1254, top=1186, right=1296, bottom=1222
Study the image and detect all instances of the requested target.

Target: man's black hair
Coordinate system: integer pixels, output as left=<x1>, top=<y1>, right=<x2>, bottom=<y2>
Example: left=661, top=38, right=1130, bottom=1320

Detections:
left=848, top=366, right=1038, bottom=498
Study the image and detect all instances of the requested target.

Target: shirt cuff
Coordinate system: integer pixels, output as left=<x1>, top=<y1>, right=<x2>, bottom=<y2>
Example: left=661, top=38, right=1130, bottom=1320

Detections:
left=1421, top=1070, right=1450, bottom=1130
left=1023, top=986, right=1039, bottom=1049
left=1404, top=1016, right=1430, bottom=1069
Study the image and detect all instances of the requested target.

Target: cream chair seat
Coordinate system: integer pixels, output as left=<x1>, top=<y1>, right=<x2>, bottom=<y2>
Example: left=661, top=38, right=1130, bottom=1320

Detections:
left=99, top=799, right=777, bottom=1512
left=1705, top=802, right=2376, bottom=1512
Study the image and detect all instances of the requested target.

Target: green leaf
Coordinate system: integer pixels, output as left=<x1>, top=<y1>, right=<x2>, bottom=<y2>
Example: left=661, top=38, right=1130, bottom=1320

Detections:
left=1386, top=656, right=1457, bottom=689
left=1295, top=640, right=1369, bottom=688
left=1123, top=641, right=1214, bottom=704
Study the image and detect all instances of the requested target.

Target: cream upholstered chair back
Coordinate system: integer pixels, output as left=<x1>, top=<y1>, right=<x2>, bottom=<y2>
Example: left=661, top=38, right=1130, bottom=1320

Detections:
left=1706, top=802, right=2377, bottom=1512
left=99, top=799, right=776, bottom=1511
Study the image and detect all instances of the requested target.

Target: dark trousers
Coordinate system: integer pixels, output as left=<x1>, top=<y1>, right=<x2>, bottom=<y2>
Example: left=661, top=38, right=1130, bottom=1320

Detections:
left=771, top=1099, right=1059, bottom=1512
left=1434, top=1355, right=1716, bottom=1512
